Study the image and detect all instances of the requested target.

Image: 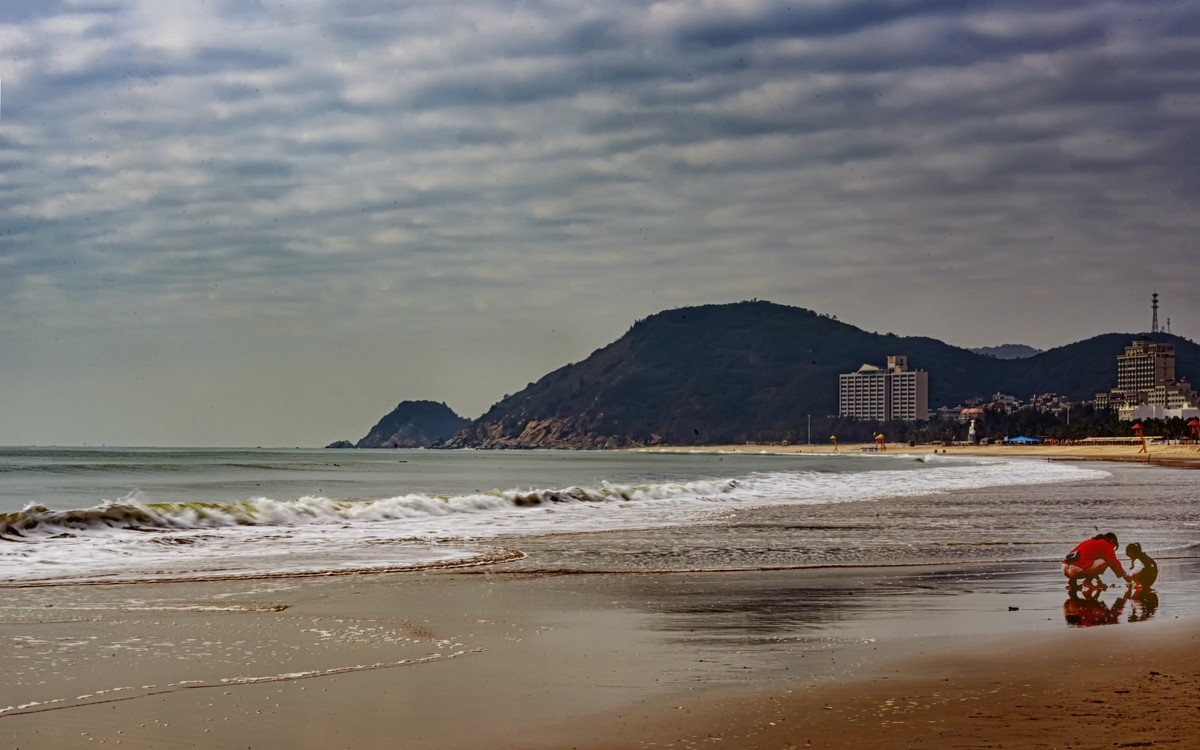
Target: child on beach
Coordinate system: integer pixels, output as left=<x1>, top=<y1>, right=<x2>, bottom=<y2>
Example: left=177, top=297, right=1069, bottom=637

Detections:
left=1062, top=532, right=1130, bottom=592
left=1125, top=542, right=1158, bottom=592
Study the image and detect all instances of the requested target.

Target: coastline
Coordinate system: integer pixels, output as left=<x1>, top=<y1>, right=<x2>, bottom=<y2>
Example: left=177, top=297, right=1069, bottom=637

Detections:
left=4, top=456, right=1198, bottom=749
left=645, top=440, right=1200, bottom=466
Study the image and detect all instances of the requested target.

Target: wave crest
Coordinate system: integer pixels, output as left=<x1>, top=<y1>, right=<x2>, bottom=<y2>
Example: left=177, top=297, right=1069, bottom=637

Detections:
left=1, top=479, right=740, bottom=541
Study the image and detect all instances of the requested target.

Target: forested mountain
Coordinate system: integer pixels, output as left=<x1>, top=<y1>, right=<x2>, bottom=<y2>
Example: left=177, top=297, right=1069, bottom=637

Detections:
left=434, top=301, right=1199, bottom=448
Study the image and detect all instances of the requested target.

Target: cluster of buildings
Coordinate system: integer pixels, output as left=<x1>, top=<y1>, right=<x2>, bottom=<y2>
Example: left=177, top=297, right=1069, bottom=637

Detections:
left=836, top=353, right=1072, bottom=424
left=937, top=392, right=1072, bottom=423
left=836, top=317, right=1196, bottom=424
left=1094, top=338, right=1199, bottom=421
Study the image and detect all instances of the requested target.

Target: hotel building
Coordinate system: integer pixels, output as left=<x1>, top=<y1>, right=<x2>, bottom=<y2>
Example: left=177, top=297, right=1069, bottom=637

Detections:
left=839, top=355, right=929, bottom=422
left=1095, top=337, right=1199, bottom=421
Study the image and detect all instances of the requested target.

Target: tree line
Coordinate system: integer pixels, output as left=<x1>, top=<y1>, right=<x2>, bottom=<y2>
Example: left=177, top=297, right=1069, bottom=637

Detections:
left=746, top=406, right=1198, bottom=446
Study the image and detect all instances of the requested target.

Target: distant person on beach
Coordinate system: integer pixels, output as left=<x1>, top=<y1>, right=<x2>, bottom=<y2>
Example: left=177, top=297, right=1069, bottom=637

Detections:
left=1125, top=542, right=1158, bottom=592
left=1062, top=532, right=1130, bottom=591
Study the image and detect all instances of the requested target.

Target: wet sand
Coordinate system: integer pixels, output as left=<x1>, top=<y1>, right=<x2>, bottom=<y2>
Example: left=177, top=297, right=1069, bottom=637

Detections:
left=3, top=559, right=1197, bottom=749
left=552, top=618, right=1200, bottom=750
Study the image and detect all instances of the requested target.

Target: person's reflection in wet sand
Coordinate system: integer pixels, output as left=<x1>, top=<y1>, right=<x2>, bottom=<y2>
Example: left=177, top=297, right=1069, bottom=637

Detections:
left=1125, top=589, right=1159, bottom=623
left=1063, top=587, right=1127, bottom=627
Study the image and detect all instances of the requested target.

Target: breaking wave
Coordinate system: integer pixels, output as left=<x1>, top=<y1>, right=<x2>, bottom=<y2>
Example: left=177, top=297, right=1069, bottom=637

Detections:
left=0, top=452, right=1112, bottom=586
left=0, top=479, right=740, bottom=541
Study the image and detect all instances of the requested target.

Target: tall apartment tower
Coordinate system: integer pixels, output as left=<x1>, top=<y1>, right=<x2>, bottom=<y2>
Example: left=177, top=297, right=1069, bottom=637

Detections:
left=839, top=355, right=929, bottom=422
left=1116, top=338, right=1175, bottom=392
left=1097, top=336, right=1198, bottom=420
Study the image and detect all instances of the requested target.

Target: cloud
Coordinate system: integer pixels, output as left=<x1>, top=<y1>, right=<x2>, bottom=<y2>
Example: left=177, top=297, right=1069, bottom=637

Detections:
left=1, top=0, right=1198, bottom=445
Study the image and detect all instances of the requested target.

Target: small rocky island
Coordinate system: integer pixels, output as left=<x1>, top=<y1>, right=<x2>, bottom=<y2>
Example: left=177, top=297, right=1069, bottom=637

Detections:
left=327, top=400, right=470, bottom=448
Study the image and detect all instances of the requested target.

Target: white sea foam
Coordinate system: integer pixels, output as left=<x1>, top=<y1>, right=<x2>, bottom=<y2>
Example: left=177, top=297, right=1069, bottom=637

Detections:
left=0, top=455, right=1108, bottom=586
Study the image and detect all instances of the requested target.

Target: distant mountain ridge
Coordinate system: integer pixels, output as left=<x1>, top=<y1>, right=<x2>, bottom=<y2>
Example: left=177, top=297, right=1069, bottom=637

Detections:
left=433, top=301, right=1199, bottom=448
left=969, top=344, right=1044, bottom=359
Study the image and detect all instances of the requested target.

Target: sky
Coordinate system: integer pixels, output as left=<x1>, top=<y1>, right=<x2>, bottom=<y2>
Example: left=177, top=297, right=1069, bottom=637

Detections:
left=2, top=0, right=1199, bottom=447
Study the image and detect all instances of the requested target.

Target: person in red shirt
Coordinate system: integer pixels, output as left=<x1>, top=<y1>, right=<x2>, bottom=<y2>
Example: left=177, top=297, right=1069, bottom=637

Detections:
left=1062, top=532, right=1130, bottom=591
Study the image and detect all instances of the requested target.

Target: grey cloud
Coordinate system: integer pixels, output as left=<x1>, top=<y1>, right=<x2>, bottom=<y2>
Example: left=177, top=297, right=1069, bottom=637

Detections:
left=2, top=0, right=1199, bottom=445
left=406, top=65, right=585, bottom=111
left=0, top=0, right=72, bottom=23
left=672, top=0, right=972, bottom=49
left=191, top=45, right=293, bottom=73
left=215, top=159, right=296, bottom=180
left=322, top=16, right=407, bottom=45
left=452, top=126, right=520, bottom=146
left=212, top=82, right=265, bottom=102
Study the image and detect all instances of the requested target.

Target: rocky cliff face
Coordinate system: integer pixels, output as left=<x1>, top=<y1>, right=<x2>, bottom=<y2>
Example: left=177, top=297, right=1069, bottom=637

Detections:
left=439, top=416, right=638, bottom=449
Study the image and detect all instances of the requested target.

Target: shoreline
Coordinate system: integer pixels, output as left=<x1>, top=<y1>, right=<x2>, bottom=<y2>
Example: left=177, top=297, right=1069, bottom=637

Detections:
left=4, top=458, right=1198, bottom=748
left=644, top=440, right=1200, bottom=465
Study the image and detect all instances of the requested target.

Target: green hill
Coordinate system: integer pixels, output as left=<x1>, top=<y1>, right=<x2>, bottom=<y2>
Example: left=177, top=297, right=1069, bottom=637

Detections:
left=435, top=301, right=1200, bottom=448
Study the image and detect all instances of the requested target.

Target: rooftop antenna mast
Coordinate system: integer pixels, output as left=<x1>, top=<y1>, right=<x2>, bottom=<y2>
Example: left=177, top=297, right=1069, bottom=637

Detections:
left=1151, top=292, right=1159, bottom=334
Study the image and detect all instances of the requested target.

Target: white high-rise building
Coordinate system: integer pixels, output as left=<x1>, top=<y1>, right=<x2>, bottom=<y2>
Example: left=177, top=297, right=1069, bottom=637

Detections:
left=839, top=355, right=929, bottom=422
left=1096, top=337, right=1198, bottom=421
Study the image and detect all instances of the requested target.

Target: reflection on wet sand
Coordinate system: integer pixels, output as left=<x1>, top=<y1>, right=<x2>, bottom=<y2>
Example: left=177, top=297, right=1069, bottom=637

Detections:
left=1126, top=590, right=1160, bottom=622
left=1063, top=587, right=1159, bottom=627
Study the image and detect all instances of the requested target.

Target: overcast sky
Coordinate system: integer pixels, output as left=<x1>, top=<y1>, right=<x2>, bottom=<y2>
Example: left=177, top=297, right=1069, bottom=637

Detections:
left=2, top=0, right=1198, bottom=447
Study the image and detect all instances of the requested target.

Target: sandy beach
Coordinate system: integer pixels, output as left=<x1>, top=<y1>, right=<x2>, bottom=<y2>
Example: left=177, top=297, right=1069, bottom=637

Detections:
left=553, top=618, right=1200, bottom=750
left=3, top=451, right=1198, bottom=749
left=3, top=563, right=1197, bottom=750
left=652, top=441, right=1200, bottom=466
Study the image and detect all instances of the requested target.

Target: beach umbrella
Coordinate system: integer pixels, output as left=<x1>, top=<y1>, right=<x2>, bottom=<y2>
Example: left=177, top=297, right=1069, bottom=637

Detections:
left=1131, top=421, right=1147, bottom=454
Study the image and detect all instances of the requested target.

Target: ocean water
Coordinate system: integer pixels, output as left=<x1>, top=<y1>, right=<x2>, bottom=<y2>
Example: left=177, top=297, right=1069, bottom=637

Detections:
left=6, top=446, right=1192, bottom=587
left=4, top=447, right=1200, bottom=729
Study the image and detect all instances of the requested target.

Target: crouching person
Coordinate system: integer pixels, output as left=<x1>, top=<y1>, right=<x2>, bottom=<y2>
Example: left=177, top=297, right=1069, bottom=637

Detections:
left=1062, top=532, right=1130, bottom=592
left=1125, top=542, right=1158, bottom=593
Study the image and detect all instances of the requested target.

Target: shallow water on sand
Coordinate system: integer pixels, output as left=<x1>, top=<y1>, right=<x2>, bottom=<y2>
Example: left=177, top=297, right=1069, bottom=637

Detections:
left=492, top=460, right=1200, bottom=574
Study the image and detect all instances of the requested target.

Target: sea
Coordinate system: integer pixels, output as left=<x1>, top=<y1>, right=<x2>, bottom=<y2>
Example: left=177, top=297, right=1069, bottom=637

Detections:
left=5, top=446, right=1200, bottom=729
left=3, top=446, right=1198, bottom=587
